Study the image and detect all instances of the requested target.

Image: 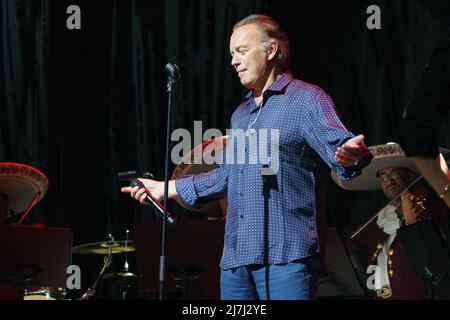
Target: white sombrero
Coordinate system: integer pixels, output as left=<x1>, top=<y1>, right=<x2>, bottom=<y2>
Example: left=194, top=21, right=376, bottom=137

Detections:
left=331, top=143, right=450, bottom=191
left=0, top=162, right=49, bottom=214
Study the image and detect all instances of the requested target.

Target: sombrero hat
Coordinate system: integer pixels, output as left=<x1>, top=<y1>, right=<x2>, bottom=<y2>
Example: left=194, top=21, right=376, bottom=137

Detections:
left=0, top=162, right=49, bottom=214
left=331, top=142, right=450, bottom=191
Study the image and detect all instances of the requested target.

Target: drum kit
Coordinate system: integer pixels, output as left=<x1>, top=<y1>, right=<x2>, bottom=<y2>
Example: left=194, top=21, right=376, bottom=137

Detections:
left=1, top=137, right=228, bottom=300
left=22, top=236, right=138, bottom=301
left=0, top=162, right=137, bottom=300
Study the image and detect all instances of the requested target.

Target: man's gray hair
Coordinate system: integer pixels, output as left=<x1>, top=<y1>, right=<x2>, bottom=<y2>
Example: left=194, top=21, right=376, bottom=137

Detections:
left=233, top=14, right=291, bottom=71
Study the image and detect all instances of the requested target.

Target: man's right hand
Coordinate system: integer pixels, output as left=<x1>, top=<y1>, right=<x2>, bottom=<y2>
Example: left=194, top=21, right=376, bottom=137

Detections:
left=121, top=178, right=164, bottom=205
left=120, top=179, right=178, bottom=205
left=400, top=191, right=422, bottom=224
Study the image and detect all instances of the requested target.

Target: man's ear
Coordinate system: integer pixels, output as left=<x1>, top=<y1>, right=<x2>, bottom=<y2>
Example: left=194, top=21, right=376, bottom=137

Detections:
left=267, top=41, right=278, bottom=61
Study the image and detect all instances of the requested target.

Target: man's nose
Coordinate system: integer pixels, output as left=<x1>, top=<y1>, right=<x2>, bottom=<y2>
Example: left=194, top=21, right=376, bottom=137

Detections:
left=386, top=179, right=397, bottom=187
left=231, top=55, right=239, bottom=68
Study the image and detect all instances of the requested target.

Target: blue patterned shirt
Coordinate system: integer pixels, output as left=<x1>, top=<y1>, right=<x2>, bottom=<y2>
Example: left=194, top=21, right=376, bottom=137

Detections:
left=176, top=72, right=372, bottom=269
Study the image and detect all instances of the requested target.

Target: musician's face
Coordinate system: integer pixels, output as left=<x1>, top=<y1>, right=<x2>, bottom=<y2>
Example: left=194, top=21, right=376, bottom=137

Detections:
left=378, top=167, right=411, bottom=200
left=229, top=23, right=272, bottom=90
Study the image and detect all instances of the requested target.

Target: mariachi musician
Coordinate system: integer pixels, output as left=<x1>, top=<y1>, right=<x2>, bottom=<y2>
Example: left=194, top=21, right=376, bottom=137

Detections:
left=332, top=143, right=450, bottom=299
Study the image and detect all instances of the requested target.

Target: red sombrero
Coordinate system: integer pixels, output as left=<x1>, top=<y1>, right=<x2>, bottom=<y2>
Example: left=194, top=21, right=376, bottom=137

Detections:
left=0, top=162, right=49, bottom=214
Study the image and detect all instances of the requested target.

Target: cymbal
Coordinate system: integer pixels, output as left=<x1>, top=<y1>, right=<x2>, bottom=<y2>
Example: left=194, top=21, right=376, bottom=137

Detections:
left=100, top=272, right=138, bottom=283
left=171, top=136, right=228, bottom=218
left=73, top=240, right=135, bottom=255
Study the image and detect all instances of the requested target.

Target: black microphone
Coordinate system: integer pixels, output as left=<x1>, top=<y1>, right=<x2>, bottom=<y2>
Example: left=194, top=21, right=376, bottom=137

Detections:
left=165, top=63, right=181, bottom=80
left=130, top=179, right=175, bottom=225
left=117, top=171, right=154, bottom=181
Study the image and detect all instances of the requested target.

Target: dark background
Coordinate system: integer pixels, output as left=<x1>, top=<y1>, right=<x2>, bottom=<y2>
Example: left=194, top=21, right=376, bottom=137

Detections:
left=1, top=0, right=450, bottom=298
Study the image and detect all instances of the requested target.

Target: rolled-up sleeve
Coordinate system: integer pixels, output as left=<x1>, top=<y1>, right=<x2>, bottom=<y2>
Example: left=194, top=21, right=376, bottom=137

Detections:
left=175, top=164, right=228, bottom=209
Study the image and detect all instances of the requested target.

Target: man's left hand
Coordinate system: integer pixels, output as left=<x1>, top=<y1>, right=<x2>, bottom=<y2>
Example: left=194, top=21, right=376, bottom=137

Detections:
left=335, top=134, right=367, bottom=167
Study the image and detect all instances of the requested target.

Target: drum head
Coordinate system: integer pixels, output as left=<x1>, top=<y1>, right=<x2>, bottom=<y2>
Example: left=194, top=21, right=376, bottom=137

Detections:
left=171, top=136, right=228, bottom=218
left=24, top=287, right=66, bottom=300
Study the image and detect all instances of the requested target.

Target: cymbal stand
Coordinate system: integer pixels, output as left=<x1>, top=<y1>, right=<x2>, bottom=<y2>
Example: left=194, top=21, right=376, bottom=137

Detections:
left=79, top=234, right=114, bottom=300
left=119, top=230, right=133, bottom=300
left=123, top=230, right=130, bottom=273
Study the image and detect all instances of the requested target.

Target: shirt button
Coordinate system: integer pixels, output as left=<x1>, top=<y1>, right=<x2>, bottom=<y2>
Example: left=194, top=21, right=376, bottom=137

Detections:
left=240, top=214, right=244, bottom=219
left=240, top=169, right=244, bottom=174
left=239, top=192, right=243, bottom=196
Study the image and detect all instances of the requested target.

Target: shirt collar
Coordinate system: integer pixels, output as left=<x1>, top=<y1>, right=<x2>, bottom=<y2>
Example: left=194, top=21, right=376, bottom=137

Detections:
left=244, top=71, right=294, bottom=102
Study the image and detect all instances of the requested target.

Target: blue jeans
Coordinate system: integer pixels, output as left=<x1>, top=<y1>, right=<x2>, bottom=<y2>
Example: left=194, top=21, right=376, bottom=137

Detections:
left=220, top=254, right=321, bottom=300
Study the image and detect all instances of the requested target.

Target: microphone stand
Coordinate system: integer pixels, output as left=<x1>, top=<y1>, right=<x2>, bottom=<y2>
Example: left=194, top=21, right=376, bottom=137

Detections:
left=159, top=63, right=180, bottom=300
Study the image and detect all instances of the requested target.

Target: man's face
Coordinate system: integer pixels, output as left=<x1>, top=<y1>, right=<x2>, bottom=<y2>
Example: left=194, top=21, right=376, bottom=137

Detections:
left=378, top=167, right=411, bottom=200
left=229, top=24, right=272, bottom=90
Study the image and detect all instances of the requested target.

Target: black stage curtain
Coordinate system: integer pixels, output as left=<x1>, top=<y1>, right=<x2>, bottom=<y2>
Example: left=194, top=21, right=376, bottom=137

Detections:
left=1, top=0, right=450, bottom=294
